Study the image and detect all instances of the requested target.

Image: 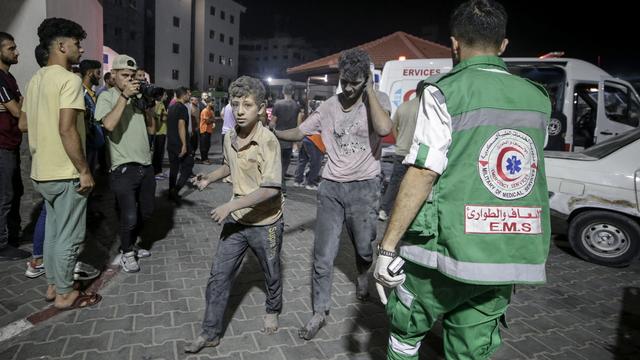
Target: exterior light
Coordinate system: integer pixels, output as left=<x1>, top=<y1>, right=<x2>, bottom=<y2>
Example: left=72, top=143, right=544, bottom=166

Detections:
left=398, top=56, right=406, bottom=61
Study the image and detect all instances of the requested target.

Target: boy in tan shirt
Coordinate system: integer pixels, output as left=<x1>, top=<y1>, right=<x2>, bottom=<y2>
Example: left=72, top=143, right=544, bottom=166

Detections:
left=184, top=76, right=283, bottom=353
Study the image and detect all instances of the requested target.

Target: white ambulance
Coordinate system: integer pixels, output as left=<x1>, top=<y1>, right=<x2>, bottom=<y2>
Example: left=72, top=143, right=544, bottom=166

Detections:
left=379, top=58, right=640, bottom=152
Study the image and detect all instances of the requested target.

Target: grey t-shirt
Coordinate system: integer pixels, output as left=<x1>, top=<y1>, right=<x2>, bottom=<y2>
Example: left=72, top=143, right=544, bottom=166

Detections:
left=392, top=96, right=420, bottom=156
left=273, top=99, right=300, bottom=149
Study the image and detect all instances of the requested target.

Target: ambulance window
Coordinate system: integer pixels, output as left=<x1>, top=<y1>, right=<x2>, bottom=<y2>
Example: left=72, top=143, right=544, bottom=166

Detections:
left=573, top=83, right=598, bottom=148
left=506, top=64, right=565, bottom=112
left=604, top=82, right=640, bottom=127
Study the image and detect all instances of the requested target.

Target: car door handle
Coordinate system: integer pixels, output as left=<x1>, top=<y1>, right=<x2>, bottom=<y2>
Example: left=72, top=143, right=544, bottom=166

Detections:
left=600, top=131, right=613, bottom=135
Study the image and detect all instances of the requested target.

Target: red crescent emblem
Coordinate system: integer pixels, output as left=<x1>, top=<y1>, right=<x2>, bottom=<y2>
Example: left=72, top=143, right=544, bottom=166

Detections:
left=496, top=146, right=524, bottom=182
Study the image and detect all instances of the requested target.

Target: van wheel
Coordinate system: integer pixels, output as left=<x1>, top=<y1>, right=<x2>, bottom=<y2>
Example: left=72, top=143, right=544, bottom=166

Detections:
left=568, top=211, right=640, bottom=267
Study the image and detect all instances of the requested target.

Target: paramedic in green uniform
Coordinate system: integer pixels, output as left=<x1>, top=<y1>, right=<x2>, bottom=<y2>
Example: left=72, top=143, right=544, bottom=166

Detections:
left=373, top=0, right=552, bottom=359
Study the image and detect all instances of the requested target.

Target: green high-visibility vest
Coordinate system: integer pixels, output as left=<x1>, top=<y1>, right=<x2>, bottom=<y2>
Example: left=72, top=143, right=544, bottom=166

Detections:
left=399, top=56, right=551, bottom=285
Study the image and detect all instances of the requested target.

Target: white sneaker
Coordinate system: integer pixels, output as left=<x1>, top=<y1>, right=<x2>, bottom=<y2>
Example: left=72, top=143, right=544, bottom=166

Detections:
left=25, top=259, right=45, bottom=278
left=136, top=248, right=151, bottom=258
left=74, top=261, right=101, bottom=280
left=293, top=182, right=303, bottom=187
left=378, top=210, right=389, bottom=221
left=305, top=184, right=318, bottom=191
left=120, top=251, right=140, bottom=273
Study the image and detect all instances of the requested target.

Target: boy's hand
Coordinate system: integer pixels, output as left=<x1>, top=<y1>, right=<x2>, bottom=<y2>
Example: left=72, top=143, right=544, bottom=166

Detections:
left=211, top=204, right=233, bottom=224
left=190, top=173, right=210, bottom=190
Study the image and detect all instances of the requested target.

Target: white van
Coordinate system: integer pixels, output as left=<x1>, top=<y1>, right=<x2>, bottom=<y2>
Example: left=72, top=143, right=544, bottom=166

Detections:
left=379, top=58, right=640, bottom=152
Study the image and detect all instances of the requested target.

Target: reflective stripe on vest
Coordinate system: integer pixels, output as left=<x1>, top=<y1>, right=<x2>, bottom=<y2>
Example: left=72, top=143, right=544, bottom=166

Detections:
left=451, top=108, right=548, bottom=133
left=389, top=335, right=421, bottom=356
left=400, top=245, right=547, bottom=283
left=395, top=285, right=415, bottom=308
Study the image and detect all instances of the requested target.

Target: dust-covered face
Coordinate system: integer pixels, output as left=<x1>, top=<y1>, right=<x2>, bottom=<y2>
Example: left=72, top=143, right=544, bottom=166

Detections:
left=231, top=94, right=265, bottom=129
left=339, top=75, right=366, bottom=100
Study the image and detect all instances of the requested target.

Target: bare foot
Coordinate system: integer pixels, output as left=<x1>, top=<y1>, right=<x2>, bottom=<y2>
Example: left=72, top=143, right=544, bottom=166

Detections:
left=298, top=313, right=326, bottom=340
left=54, top=290, right=80, bottom=309
left=263, top=313, right=279, bottom=334
left=46, top=284, right=56, bottom=302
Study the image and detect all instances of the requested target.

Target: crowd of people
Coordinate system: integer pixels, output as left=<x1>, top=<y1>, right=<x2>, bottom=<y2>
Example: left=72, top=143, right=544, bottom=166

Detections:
left=0, top=0, right=552, bottom=359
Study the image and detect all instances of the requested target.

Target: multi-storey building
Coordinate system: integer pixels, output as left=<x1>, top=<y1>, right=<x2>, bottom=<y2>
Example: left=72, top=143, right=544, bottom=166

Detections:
left=239, top=34, right=320, bottom=80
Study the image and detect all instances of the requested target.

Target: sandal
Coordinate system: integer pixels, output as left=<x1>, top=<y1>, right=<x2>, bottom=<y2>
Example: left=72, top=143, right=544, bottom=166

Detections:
left=56, top=292, right=102, bottom=311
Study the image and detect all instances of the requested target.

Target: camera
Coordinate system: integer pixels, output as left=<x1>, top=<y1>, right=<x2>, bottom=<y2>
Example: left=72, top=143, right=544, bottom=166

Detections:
left=133, top=80, right=165, bottom=111
left=387, top=256, right=405, bottom=277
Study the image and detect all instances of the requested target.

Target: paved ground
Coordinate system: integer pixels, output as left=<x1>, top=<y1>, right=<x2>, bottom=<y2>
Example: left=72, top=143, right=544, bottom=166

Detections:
left=1, top=134, right=639, bottom=360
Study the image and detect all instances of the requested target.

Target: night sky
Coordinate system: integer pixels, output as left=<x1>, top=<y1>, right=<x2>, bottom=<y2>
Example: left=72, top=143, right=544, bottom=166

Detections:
left=236, top=0, right=640, bottom=77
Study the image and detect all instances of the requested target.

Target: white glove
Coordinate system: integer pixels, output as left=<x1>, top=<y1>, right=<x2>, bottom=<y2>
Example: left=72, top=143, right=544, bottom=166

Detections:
left=373, top=254, right=406, bottom=305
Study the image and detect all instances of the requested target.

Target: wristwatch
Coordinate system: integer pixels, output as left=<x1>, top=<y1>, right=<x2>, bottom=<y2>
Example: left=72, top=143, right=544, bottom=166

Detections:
left=377, top=244, right=397, bottom=257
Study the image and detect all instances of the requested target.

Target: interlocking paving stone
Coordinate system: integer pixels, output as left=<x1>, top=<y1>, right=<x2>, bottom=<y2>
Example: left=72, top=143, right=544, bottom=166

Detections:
left=154, top=324, right=195, bottom=345
left=14, top=339, right=66, bottom=359
left=63, top=333, right=112, bottom=357
left=280, top=342, right=326, bottom=360
left=93, top=315, right=135, bottom=335
left=130, top=341, right=176, bottom=360
left=240, top=347, right=286, bottom=360
left=49, top=321, right=96, bottom=341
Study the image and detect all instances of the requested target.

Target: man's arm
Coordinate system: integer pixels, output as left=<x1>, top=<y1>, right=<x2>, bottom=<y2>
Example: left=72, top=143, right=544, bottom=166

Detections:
left=99, top=82, right=138, bottom=131
left=379, top=167, right=438, bottom=251
left=2, top=97, right=22, bottom=118
left=178, top=118, right=187, bottom=156
left=145, top=108, right=155, bottom=135
left=59, top=108, right=94, bottom=193
left=18, top=111, right=27, bottom=132
left=274, top=127, right=305, bottom=142
left=365, top=86, right=392, bottom=136
left=100, top=95, right=128, bottom=131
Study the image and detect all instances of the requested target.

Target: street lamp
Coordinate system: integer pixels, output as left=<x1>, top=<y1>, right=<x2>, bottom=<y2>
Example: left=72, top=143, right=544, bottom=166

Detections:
left=266, top=77, right=273, bottom=103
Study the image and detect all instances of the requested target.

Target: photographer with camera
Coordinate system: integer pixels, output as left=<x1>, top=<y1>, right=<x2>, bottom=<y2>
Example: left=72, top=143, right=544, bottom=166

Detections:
left=134, top=68, right=159, bottom=148
left=94, top=55, right=154, bottom=273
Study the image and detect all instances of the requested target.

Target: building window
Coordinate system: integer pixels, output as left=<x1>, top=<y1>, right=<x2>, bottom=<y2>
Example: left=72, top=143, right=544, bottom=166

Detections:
left=128, top=0, right=137, bottom=9
left=228, top=58, right=233, bottom=67
left=293, top=52, right=300, bottom=60
left=209, top=53, right=214, bottom=62
left=219, top=55, right=225, bottom=65
left=283, top=55, right=288, bottom=60
left=219, top=33, right=224, bottom=43
left=229, top=37, right=234, bottom=45
left=273, top=45, right=278, bottom=49
left=210, top=6, right=215, bottom=15
left=255, top=57, right=259, bottom=61
left=173, top=16, right=180, bottom=27
left=209, top=30, right=215, bottom=39
left=172, top=69, right=179, bottom=80
left=208, top=75, right=214, bottom=85
left=172, top=43, right=179, bottom=54
left=230, top=15, right=235, bottom=24
left=256, top=44, right=262, bottom=50
left=272, top=56, right=278, bottom=60
left=221, top=11, right=226, bottom=20
left=130, top=31, right=136, bottom=40
left=263, top=56, right=268, bottom=61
